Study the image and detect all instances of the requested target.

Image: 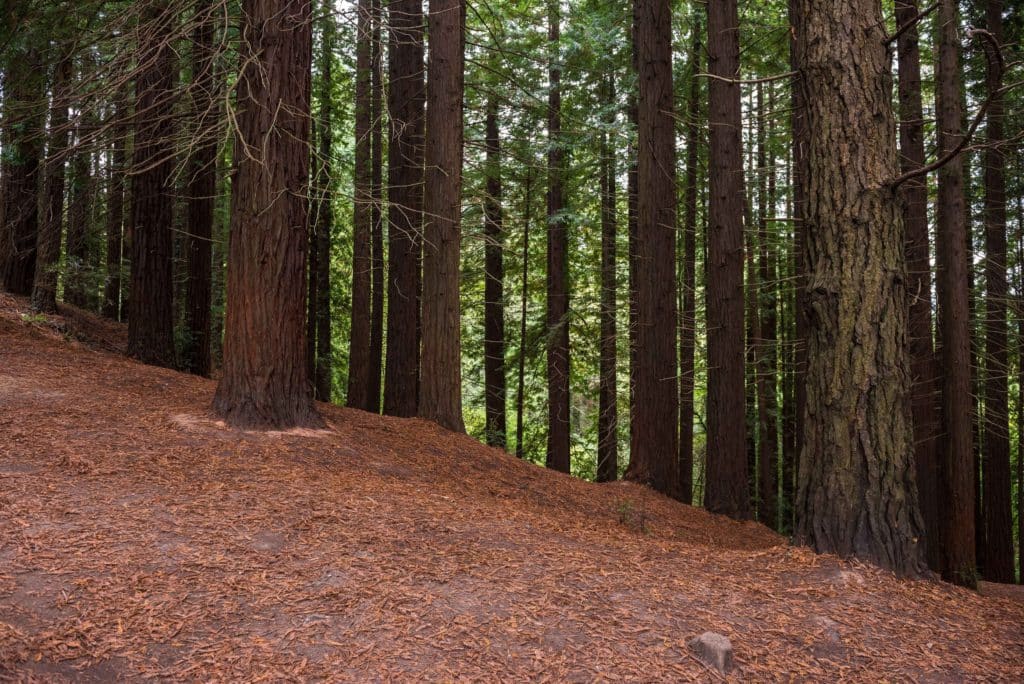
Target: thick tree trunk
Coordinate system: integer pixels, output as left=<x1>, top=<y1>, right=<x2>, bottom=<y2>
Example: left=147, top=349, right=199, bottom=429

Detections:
left=597, top=74, right=618, bottom=483
left=895, top=0, right=941, bottom=572
left=419, top=0, right=465, bottom=432
left=705, top=0, right=748, bottom=517
left=102, top=101, right=126, bottom=321
left=31, top=56, right=71, bottom=314
left=545, top=0, right=570, bottom=473
left=793, top=0, right=927, bottom=578
left=980, top=0, right=1013, bottom=583
left=349, top=0, right=373, bottom=409
left=383, top=0, right=425, bottom=418
left=127, top=3, right=177, bottom=368
left=678, top=20, right=700, bottom=505
left=0, top=44, right=43, bottom=296
left=213, top=0, right=320, bottom=429
left=367, top=0, right=385, bottom=413
left=313, top=9, right=334, bottom=403
left=183, top=0, right=217, bottom=377
left=934, top=0, right=976, bottom=587
left=626, top=0, right=678, bottom=496
left=65, top=127, right=93, bottom=309
left=483, top=96, right=507, bottom=449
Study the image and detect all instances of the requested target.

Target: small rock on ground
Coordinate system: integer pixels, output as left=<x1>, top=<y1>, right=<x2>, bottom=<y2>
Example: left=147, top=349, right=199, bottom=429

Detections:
left=688, top=631, right=734, bottom=674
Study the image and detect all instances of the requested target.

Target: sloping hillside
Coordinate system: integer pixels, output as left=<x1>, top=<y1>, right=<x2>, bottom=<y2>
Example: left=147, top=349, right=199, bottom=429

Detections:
left=1, top=293, right=1022, bottom=681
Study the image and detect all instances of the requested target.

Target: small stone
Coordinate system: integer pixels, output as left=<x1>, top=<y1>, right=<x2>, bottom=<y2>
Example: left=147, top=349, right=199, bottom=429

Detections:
left=808, top=615, right=841, bottom=643
left=688, top=631, right=734, bottom=674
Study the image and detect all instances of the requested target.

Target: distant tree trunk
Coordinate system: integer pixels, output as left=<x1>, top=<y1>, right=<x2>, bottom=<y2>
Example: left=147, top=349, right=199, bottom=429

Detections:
left=102, top=101, right=126, bottom=321
left=367, top=0, right=385, bottom=413
left=895, top=0, right=940, bottom=571
left=756, top=82, right=777, bottom=530
left=934, top=0, right=976, bottom=587
left=307, top=136, right=320, bottom=386
left=483, top=96, right=507, bottom=448
left=313, top=9, right=334, bottom=403
left=794, top=0, right=927, bottom=578
left=597, top=73, right=618, bottom=483
left=0, top=43, right=43, bottom=296
left=515, top=170, right=533, bottom=460
left=31, top=56, right=71, bottom=314
left=545, top=0, right=570, bottom=473
left=213, top=0, right=320, bottom=429
left=980, top=0, right=1013, bottom=583
left=785, top=0, right=807, bottom=534
left=127, top=3, right=177, bottom=368
left=705, top=0, right=748, bottom=517
left=627, top=24, right=639, bottom=458
left=678, top=18, right=700, bottom=504
left=65, top=122, right=93, bottom=309
left=384, top=0, right=425, bottom=418
left=626, top=0, right=678, bottom=496
left=183, top=0, right=217, bottom=377
left=349, top=0, right=373, bottom=409
left=420, top=0, right=465, bottom=432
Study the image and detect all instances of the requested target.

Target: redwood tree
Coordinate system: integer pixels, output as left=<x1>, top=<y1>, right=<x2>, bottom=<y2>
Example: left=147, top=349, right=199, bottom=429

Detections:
left=705, top=0, right=748, bottom=517
left=794, top=0, right=926, bottom=577
left=127, top=3, right=177, bottom=368
left=213, top=0, right=320, bottom=429
left=419, top=0, right=466, bottom=432
left=626, top=0, right=678, bottom=496
left=597, top=73, right=618, bottom=483
left=546, top=0, right=570, bottom=473
left=483, top=95, right=508, bottom=448
left=384, top=0, right=426, bottom=418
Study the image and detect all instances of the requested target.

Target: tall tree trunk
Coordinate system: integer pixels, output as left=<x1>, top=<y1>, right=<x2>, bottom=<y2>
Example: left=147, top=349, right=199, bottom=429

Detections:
left=127, top=3, right=177, bottom=367
left=705, top=0, right=748, bottom=517
left=383, top=0, right=425, bottom=418
left=794, top=0, right=927, bottom=577
left=757, top=82, right=778, bottom=530
left=597, top=74, right=618, bottom=483
left=367, top=0, right=385, bottom=413
left=786, top=0, right=807, bottom=534
left=546, top=0, right=570, bottom=473
left=213, top=0, right=320, bottom=429
left=31, top=56, right=71, bottom=314
left=627, top=21, right=639, bottom=466
left=349, top=0, right=373, bottom=409
left=183, top=0, right=217, bottom=377
left=0, top=41, right=43, bottom=296
left=678, top=17, right=700, bottom=505
left=895, top=0, right=941, bottom=571
left=419, top=0, right=465, bottom=432
left=313, top=7, right=334, bottom=402
left=934, top=0, right=976, bottom=587
left=102, top=100, right=126, bottom=321
left=515, top=170, right=533, bottom=460
left=980, top=0, right=1013, bottom=583
left=483, top=96, right=507, bottom=448
left=65, top=121, right=93, bottom=309
left=626, top=0, right=678, bottom=496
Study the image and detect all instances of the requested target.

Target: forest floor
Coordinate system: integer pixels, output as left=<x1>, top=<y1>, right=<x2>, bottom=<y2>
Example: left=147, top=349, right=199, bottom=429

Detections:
left=1, top=293, right=1022, bottom=682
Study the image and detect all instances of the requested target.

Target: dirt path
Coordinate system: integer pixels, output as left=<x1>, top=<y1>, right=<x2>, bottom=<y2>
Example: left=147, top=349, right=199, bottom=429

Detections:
left=1, top=295, right=1022, bottom=681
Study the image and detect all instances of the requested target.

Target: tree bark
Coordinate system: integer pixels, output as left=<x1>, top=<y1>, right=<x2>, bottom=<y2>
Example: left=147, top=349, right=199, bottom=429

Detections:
left=348, top=0, right=373, bottom=409
left=895, top=0, right=941, bottom=572
left=678, top=14, right=700, bottom=505
left=313, top=7, right=334, bottom=403
left=31, top=56, right=71, bottom=314
left=483, top=96, right=507, bottom=448
left=705, top=0, right=748, bottom=517
left=597, top=74, right=618, bottom=483
left=102, top=100, right=126, bottom=321
left=419, top=0, right=465, bottom=432
left=980, top=0, right=1013, bottom=583
left=183, top=0, right=217, bottom=377
left=213, top=0, right=320, bottom=429
left=367, top=0, right=385, bottom=413
left=65, top=108, right=94, bottom=309
left=127, top=3, right=177, bottom=368
left=934, top=0, right=976, bottom=587
left=757, top=82, right=778, bottom=530
left=793, top=0, right=927, bottom=578
left=515, top=170, right=533, bottom=459
left=545, top=0, right=570, bottom=473
left=384, top=0, right=425, bottom=418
